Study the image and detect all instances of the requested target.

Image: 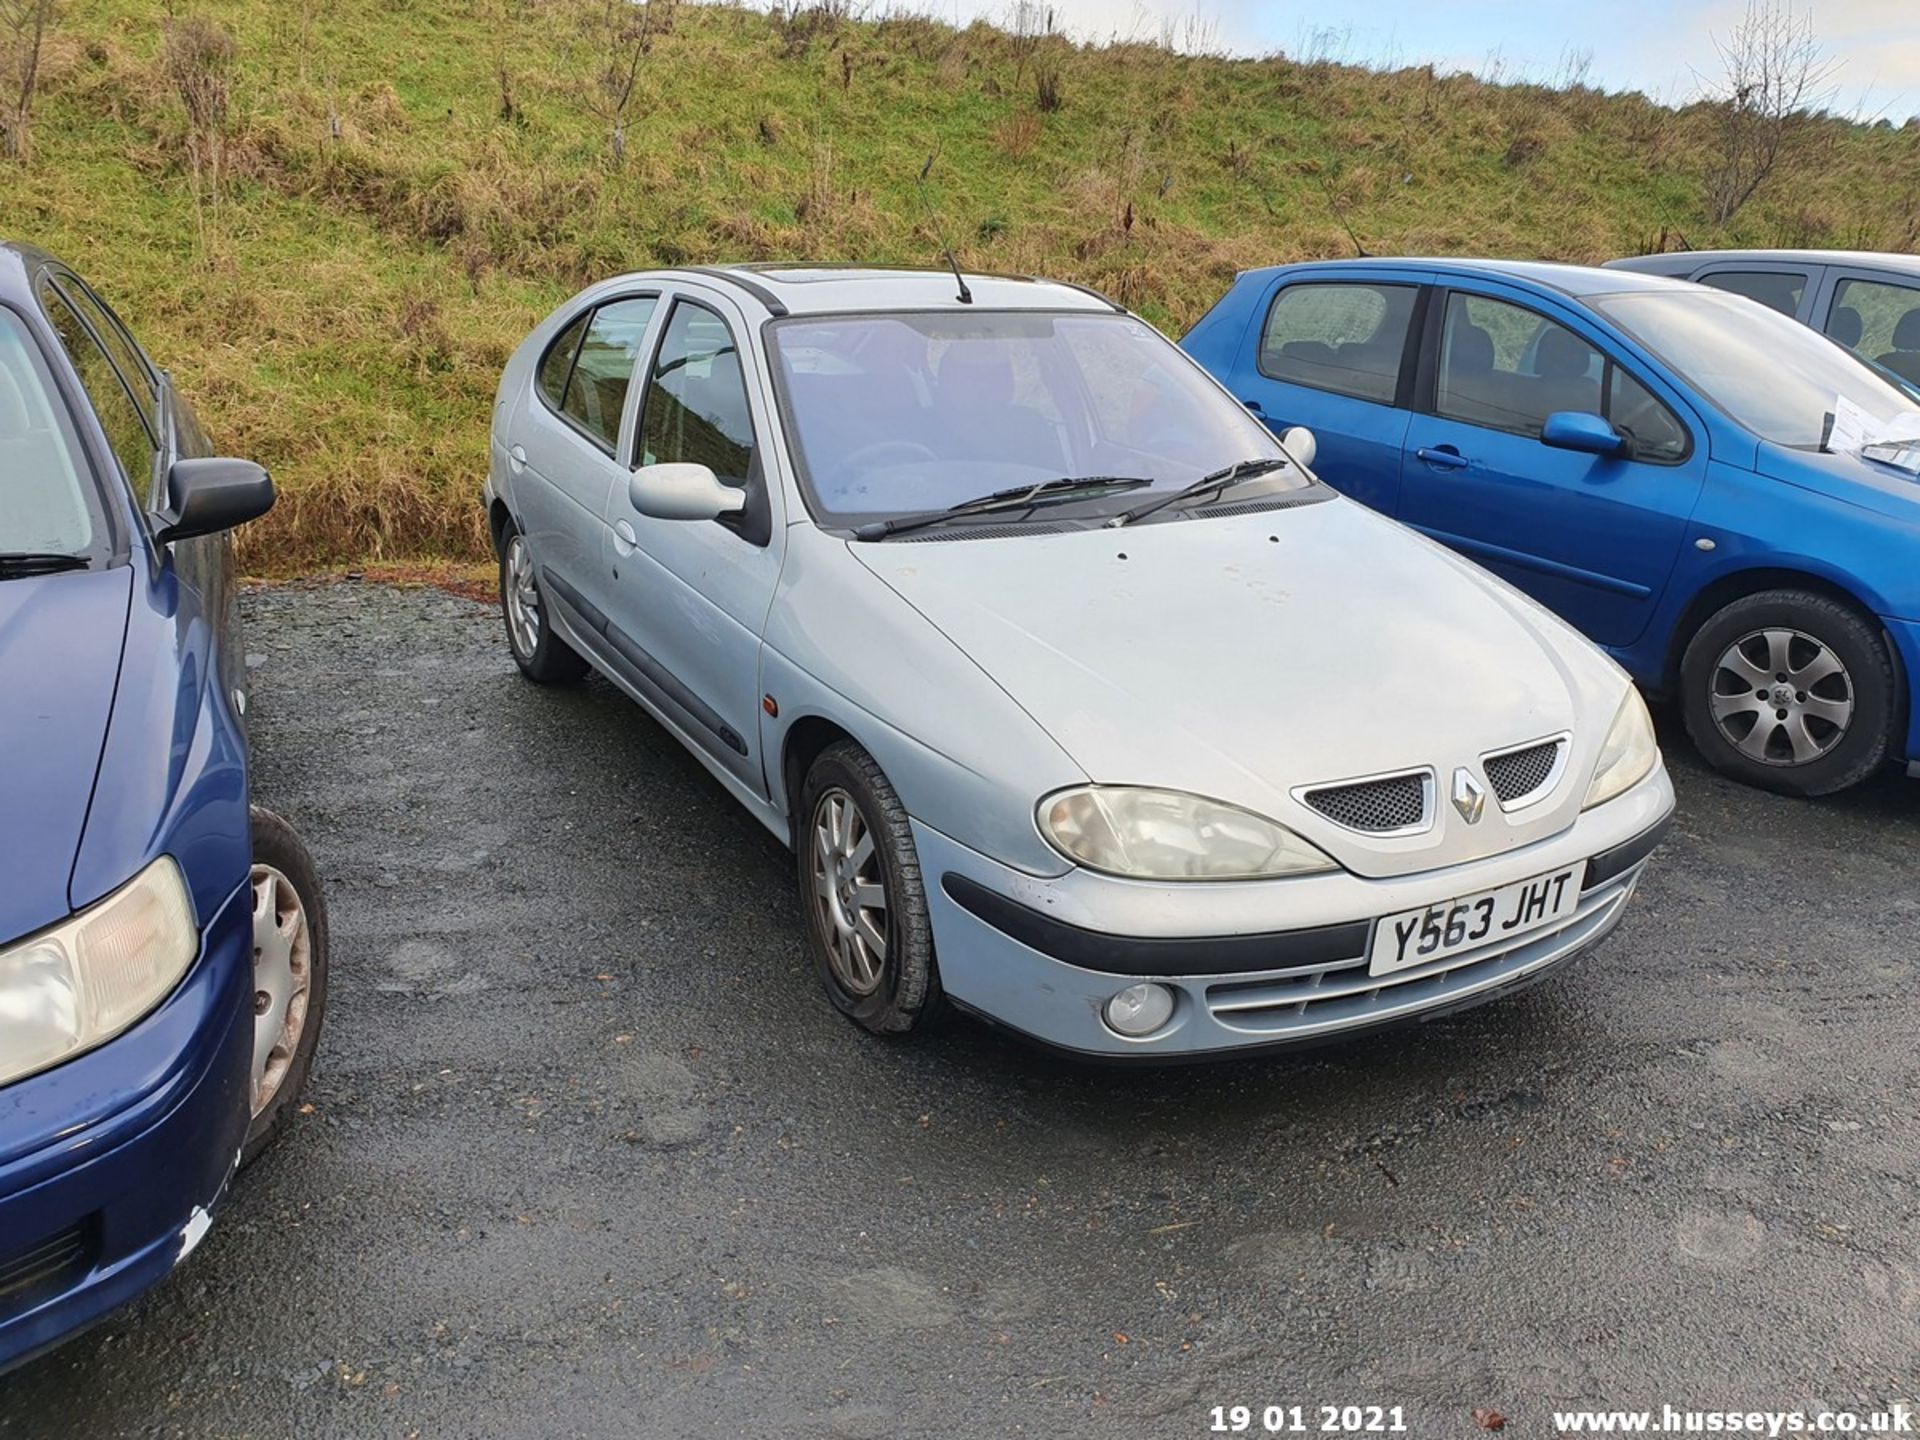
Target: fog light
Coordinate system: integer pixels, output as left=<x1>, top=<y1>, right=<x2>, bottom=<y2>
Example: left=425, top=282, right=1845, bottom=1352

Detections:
left=1103, top=982, right=1175, bottom=1038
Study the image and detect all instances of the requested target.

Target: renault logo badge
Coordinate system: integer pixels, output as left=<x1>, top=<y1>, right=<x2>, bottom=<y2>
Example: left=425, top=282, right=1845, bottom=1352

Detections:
left=1452, top=769, right=1487, bottom=825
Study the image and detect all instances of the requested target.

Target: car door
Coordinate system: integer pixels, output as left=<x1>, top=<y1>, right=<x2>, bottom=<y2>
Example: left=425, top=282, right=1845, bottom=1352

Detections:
left=1688, top=260, right=1823, bottom=322
left=1222, top=271, right=1429, bottom=515
left=509, top=292, right=662, bottom=633
left=1812, top=269, right=1920, bottom=390
left=598, top=286, right=783, bottom=793
left=1396, top=283, right=1706, bottom=651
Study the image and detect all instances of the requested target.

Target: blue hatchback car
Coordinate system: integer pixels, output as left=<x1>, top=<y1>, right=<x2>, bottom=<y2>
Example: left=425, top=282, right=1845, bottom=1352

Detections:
left=0, top=242, right=329, bottom=1374
left=1184, top=259, right=1920, bottom=797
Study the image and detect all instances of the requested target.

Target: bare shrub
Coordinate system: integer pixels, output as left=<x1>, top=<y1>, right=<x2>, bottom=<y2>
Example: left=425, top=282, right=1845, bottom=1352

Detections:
left=1699, top=1, right=1837, bottom=225
left=0, top=0, right=57, bottom=161
left=1033, top=61, right=1060, bottom=112
left=578, top=0, right=675, bottom=164
left=994, top=107, right=1041, bottom=159
left=163, top=13, right=234, bottom=244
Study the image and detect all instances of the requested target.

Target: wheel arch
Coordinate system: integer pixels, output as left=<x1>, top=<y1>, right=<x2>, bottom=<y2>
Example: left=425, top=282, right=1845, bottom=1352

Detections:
left=779, top=714, right=860, bottom=844
left=487, top=497, right=514, bottom=556
left=1663, top=567, right=1891, bottom=691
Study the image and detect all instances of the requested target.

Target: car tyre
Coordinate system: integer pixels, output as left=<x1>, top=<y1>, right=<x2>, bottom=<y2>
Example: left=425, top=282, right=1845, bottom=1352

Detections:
left=242, top=806, right=330, bottom=1166
left=1679, top=589, right=1895, bottom=797
left=498, top=519, right=588, bottom=685
left=796, top=742, right=944, bottom=1037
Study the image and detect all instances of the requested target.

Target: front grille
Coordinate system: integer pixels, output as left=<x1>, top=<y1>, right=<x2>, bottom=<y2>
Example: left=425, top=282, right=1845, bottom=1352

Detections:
left=1484, top=737, right=1566, bottom=807
left=1300, top=770, right=1429, bottom=833
left=1203, top=870, right=1637, bottom=1042
left=0, top=1219, right=94, bottom=1315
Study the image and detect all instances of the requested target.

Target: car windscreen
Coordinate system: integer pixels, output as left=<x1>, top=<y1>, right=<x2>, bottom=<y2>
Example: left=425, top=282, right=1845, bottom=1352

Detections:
left=0, top=308, right=107, bottom=560
left=1591, top=288, right=1917, bottom=449
left=767, top=310, right=1302, bottom=523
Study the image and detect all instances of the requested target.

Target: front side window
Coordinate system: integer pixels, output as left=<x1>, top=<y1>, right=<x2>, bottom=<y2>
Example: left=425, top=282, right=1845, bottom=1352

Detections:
left=1258, top=282, right=1417, bottom=404
left=636, top=301, right=756, bottom=486
left=39, top=278, right=157, bottom=492
left=1435, top=293, right=1604, bottom=437
left=545, top=296, right=657, bottom=450
left=1827, top=277, right=1920, bottom=385
left=1435, top=293, right=1688, bottom=462
left=1595, top=288, right=1918, bottom=449
left=1698, top=269, right=1807, bottom=317
left=770, top=310, right=1301, bottom=523
left=0, top=308, right=108, bottom=558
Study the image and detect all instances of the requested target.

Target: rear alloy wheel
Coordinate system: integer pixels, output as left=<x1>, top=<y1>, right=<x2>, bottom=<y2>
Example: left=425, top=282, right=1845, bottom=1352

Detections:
left=498, top=521, right=587, bottom=684
left=1681, top=590, right=1895, bottom=797
left=243, top=807, right=331, bottom=1166
left=797, top=742, right=943, bottom=1036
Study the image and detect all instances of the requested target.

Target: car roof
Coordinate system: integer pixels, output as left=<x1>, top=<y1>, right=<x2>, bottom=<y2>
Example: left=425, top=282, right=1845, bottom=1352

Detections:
left=1251, top=256, right=1692, bottom=299
left=1607, top=248, right=1920, bottom=276
left=639, top=263, right=1126, bottom=318
left=0, top=239, right=54, bottom=306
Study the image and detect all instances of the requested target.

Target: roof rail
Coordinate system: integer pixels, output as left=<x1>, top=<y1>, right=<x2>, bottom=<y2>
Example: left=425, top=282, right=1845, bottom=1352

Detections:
left=680, top=266, right=790, bottom=317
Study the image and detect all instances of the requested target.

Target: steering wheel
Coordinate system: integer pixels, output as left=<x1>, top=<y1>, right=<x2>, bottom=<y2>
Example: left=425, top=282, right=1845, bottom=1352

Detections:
left=843, top=440, right=938, bottom=470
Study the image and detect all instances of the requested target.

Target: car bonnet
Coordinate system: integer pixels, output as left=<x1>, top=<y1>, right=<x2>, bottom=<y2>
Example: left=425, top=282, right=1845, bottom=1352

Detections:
left=0, top=566, right=133, bottom=941
left=845, top=499, right=1630, bottom=879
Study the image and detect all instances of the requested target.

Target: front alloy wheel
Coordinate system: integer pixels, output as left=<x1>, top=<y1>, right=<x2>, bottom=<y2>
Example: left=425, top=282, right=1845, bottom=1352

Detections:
left=241, top=807, right=330, bottom=1166
left=795, top=742, right=942, bottom=1036
left=809, top=787, right=890, bottom=997
left=1707, top=627, right=1854, bottom=767
left=1680, top=589, right=1894, bottom=797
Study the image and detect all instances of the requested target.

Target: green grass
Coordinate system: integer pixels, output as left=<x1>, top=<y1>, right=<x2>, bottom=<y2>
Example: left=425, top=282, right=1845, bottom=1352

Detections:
left=5, top=0, right=1917, bottom=573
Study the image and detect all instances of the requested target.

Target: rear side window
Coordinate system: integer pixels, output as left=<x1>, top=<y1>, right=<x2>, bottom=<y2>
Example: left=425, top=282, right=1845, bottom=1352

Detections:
left=541, top=296, right=658, bottom=451
left=39, top=277, right=159, bottom=494
left=1698, top=270, right=1807, bottom=317
left=637, top=301, right=755, bottom=487
left=536, top=312, right=589, bottom=410
left=1258, top=282, right=1416, bottom=404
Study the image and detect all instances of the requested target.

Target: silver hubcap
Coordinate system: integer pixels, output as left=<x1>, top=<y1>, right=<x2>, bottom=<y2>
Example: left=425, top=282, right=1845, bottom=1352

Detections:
left=505, top=536, right=541, bottom=658
left=1709, top=627, right=1854, bottom=766
left=809, top=788, right=889, bottom=996
left=250, top=863, right=313, bottom=1118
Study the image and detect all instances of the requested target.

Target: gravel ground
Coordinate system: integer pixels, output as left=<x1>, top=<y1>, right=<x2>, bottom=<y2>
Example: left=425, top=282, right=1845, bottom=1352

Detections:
left=3, top=580, right=1919, bottom=1439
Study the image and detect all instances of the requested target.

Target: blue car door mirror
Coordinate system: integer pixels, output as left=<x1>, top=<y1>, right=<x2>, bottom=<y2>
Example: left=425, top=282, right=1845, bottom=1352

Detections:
left=1540, top=411, right=1624, bottom=456
left=154, top=457, right=276, bottom=543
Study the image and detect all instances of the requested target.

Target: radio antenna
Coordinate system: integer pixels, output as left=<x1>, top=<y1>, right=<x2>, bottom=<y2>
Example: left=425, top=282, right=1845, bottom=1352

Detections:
left=916, top=150, right=973, bottom=305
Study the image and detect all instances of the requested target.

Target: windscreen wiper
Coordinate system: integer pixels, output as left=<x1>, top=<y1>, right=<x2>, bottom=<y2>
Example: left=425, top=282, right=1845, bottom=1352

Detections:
left=0, top=551, right=88, bottom=578
left=852, top=476, right=1152, bottom=540
left=1105, top=457, right=1296, bottom=528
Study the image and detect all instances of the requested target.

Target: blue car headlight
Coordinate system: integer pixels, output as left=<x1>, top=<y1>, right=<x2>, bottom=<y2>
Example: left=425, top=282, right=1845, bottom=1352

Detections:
left=0, top=857, right=199, bottom=1089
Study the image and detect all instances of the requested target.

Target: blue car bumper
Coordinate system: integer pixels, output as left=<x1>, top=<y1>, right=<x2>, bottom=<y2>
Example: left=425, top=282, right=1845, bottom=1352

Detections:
left=0, top=876, right=252, bottom=1377
left=1884, top=617, right=1920, bottom=767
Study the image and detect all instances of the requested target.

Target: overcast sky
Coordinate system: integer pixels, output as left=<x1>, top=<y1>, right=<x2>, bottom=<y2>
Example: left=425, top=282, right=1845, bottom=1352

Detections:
left=909, top=0, right=1919, bottom=123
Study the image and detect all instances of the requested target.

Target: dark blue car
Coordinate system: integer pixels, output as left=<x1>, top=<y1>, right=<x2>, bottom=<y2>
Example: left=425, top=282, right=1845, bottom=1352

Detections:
left=1183, top=259, right=1920, bottom=797
left=0, top=242, right=329, bottom=1374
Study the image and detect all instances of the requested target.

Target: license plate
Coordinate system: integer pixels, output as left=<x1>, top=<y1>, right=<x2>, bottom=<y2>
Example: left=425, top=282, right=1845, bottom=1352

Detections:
left=1369, top=864, right=1582, bottom=977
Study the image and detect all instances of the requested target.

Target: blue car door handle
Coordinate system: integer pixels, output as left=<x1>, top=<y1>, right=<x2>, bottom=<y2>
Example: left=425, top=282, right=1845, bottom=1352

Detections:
left=1416, top=445, right=1469, bottom=471
left=1240, top=397, right=1264, bottom=414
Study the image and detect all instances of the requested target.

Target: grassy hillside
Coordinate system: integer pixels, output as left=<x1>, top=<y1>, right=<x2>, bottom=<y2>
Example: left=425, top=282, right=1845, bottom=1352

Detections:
left=5, top=0, right=1917, bottom=574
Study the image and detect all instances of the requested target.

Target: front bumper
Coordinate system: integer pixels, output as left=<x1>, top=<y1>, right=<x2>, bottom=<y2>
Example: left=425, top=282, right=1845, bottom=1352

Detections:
left=0, top=876, right=253, bottom=1376
left=919, top=765, right=1675, bottom=1059
left=1883, top=616, right=1920, bottom=767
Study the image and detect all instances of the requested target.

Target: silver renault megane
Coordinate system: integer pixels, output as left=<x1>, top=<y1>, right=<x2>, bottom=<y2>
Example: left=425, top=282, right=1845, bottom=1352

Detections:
left=483, top=264, right=1674, bottom=1059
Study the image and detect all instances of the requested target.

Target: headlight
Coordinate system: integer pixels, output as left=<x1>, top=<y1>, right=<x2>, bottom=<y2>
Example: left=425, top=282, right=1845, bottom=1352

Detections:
left=0, top=857, right=198, bottom=1089
left=1583, top=687, right=1659, bottom=809
left=1038, top=786, right=1337, bottom=880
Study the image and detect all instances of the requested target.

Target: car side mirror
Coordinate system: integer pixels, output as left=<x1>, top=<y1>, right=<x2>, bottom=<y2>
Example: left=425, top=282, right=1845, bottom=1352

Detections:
left=629, top=462, right=746, bottom=522
left=1541, top=411, right=1624, bottom=456
left=153, top=457, right=275, bottom=544
left=1279, top=425, right=1317, bottom=469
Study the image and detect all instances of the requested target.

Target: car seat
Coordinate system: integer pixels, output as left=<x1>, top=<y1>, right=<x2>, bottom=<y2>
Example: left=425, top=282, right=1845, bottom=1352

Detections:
left=1875, top=306, right=1920, bottom=386
left=1827, top=305, right=1864, bottom=350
